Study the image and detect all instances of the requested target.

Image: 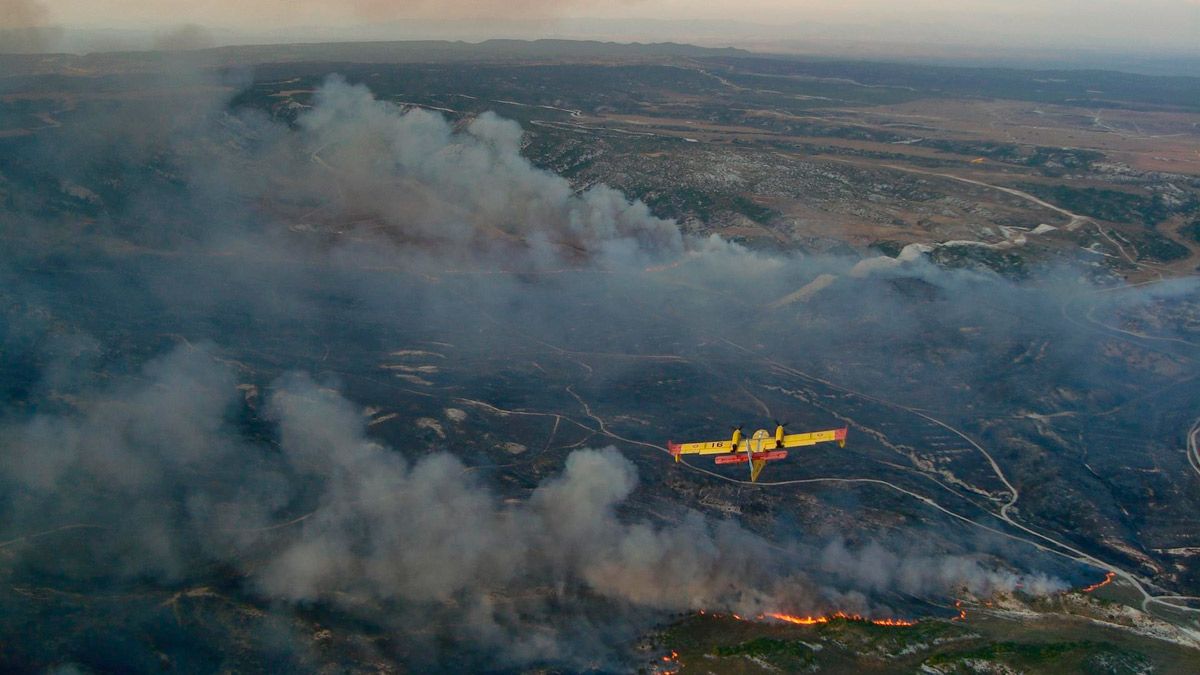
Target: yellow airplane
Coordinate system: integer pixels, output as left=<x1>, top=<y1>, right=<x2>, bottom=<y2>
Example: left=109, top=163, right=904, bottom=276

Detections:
left=668, top=422, right=848, bottom=482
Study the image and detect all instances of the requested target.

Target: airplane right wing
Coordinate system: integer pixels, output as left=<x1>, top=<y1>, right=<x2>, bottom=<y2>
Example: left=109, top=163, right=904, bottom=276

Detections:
left=781, top=427, right=848, bottom=449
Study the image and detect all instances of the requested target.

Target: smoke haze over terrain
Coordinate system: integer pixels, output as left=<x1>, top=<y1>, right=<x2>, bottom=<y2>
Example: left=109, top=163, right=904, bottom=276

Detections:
left=0, top=345, right=1066, bottom=667
left=1, top=67, right=1194, bottom=669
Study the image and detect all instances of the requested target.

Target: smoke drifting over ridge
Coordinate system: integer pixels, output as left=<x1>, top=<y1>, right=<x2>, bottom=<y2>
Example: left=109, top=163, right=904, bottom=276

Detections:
left=1, top=67, right=1183, bottom=670
left=292, top=77, right=685, bottom=266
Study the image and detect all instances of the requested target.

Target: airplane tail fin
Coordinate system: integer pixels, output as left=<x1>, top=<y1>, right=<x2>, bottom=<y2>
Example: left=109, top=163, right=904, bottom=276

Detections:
left=750, top=459, right=767, bottom=483
left=667, top=441, right=682, bottom=462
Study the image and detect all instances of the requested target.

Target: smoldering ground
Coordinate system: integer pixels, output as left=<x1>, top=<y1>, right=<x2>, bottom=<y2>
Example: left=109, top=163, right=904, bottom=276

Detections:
left=1, top=67, right=1195, bottom=671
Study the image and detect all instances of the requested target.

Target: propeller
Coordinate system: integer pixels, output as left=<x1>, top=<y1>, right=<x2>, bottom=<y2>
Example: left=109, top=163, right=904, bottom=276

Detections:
left=731, top=424, right=744, bottom=432
left=773, top=420, right=790, bottom=429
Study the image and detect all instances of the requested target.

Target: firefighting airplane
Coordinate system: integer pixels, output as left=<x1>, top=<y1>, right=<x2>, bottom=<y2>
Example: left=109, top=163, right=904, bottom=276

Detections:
left=668, top=422, right=848, bottom=483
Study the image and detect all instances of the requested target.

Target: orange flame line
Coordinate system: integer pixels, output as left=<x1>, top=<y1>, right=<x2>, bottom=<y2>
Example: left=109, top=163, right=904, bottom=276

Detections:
left=1081, top=571, right=1116, bottom=593
left=698, top=609, right=916, bottom=626
left=867, top=617, right=917, bottom=627
left=764, top=611, right=916, bottom=627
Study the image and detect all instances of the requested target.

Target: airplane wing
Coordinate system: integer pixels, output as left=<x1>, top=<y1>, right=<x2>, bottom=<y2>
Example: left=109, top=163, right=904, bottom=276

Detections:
left=668, top=437, right=779, bottom=459
left=671, top=439, right=734, bottom=456
left=781, top=427, right=847, bottom=448
left=667, top=427, right=847, bottom=479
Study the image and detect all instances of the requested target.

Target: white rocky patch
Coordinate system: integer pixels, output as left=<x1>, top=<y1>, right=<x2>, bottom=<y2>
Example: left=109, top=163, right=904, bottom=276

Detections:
left=415, top=417, right=446, bottom=439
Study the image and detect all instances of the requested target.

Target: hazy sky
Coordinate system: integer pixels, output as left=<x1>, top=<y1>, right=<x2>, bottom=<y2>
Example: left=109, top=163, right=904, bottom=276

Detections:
left=5, top=0, right=1200, bottom=53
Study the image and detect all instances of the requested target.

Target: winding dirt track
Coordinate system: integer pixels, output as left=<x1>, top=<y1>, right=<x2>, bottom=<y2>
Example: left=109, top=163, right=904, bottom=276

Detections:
left=880, top=163, right=1094, bottom=231
left=707, top=336, right=1200, bottom=617
left=1187, top=419, right=1200, bottom=481
left=519, top=269, right=1200, bottom=621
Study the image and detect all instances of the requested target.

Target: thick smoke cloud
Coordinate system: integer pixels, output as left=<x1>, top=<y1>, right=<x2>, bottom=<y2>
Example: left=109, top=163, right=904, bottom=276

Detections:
left=259, top=76, right=686, bottom=268
left=2, top=67, right=1169, bottom=670
left=0, top=345, right=1062, bottom=667
left=257, top=378, right=800, bottom=614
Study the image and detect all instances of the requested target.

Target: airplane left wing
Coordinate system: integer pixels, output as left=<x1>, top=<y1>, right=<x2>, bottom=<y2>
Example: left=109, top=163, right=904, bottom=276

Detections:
left=668, top=439, right=730, bottom=460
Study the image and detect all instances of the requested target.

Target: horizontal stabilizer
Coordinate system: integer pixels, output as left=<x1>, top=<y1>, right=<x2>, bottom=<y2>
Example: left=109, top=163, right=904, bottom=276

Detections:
left=715, top=450, right=787, bottom=465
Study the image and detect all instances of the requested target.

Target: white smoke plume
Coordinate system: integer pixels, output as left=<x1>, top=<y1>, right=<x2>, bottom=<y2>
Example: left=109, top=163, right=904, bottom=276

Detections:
left=0, top=345, right=1066, bottom=667
left=232, top=75, right=687, bottom=270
